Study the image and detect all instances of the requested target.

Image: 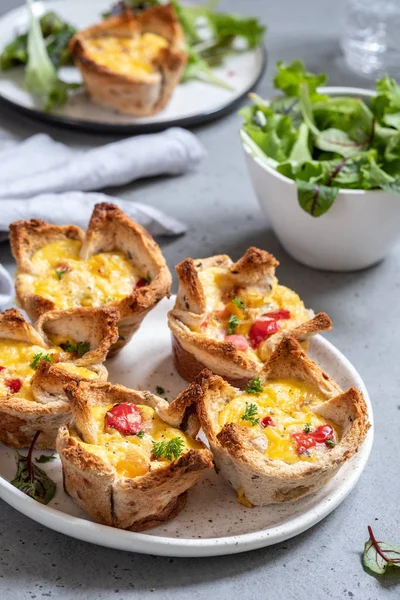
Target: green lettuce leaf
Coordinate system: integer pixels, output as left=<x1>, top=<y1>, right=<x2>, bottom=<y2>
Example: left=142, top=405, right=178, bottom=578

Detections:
left=24, top=0, right=79, bottom=111
left=273, top=59, right=327, bottom=101
left=288, top=123, right=312, bottom=163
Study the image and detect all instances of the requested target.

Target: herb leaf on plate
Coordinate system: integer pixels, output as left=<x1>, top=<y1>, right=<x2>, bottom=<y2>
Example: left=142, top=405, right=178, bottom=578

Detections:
left=11, top=431, right=56, bottom=505
left=0, top=11, right=75, bottom=70
left=25, top=0, right=79, bottom=112
left=363, top=526, right=400, bottom=575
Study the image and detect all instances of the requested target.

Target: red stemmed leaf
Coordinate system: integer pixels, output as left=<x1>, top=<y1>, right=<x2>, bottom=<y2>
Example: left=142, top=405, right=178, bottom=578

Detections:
left=363, top=526, right=400, bottom=575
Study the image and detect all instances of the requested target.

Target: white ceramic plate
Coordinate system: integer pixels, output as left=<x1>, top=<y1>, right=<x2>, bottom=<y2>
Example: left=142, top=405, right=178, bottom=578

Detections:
left=0, top=297, right=373, bottom=557
left=0, top=0, right=266, bottom=133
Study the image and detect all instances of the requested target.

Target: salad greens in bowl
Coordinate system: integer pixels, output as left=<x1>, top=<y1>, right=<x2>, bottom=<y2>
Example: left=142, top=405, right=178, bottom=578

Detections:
left=239, top=61, right=400, bottom=271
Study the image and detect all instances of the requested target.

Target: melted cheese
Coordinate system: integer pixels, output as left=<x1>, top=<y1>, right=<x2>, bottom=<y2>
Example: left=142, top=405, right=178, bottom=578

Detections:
left=218, top=378, right=341, bottom=464
left=28, top=239, right=142, bottom=309
left=83, top=33, right=168, bottom=77
left=77, top=404, right=202, bottom=479
left=195, top=266, right=312, bottom=360
left=0, top=339, right=97, bottom=401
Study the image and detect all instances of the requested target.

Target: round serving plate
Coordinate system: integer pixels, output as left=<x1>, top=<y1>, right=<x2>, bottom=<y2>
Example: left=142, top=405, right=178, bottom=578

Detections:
left=0, top=297, right=373, bottom=558
left=0, top=0, right=266, bottom=133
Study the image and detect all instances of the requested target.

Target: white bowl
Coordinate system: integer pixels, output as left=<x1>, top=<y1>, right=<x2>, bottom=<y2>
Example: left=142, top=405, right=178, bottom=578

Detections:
left=241, top=86, right=400, bottom=271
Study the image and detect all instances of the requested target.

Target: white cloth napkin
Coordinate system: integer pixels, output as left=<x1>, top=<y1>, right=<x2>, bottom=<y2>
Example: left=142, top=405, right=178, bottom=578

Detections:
left=0, top=128, right=205, bottom=197
left=0, top=127, right=206, bottom=307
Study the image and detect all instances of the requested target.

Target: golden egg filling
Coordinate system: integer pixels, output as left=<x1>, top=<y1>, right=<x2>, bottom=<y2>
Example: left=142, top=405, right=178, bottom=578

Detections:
left=193, top=267, right=312, bottom=361
left=0, top=338, right=97, bottom=401
left=74, top=403, right=203, bottom=479
left=218, top=378, right=341, bottom=464
left=25, top=239, right=145, bottom=310
left=83, top=33, right=169, bottom=77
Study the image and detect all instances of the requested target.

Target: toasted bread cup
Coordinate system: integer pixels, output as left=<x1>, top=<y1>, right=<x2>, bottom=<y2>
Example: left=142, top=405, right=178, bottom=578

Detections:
left=69, top=4, right=187, bottom=116
left=57, top=380, right=213, bottom=531
left=168, top=247, right=332, bottom=387
left=0, top=307, right=118, bottom=449
left=193, top=336, right=370, bottom=506
left=10, top=203, right=172, bottom=357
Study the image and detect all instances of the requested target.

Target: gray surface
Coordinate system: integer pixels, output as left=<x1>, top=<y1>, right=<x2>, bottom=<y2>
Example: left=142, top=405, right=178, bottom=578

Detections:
left=0, top=1, right=399, bottom=599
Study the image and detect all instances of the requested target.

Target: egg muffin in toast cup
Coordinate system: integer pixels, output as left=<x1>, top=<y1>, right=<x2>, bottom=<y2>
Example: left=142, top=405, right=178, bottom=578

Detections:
left=168, top=247, right=332, bottom=388
left=69, top=4, right=187, bottom=116
left=193, top=336, right=370, bottom=506
left=10, top=203, right=172, bottom=357
left=0, top=307, right=118, bottom=449
left=57, top=380, right=213, bottom=531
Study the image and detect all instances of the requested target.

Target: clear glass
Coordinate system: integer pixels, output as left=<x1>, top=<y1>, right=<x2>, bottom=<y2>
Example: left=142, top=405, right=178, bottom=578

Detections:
left=341, top=0, right=400, bottom=78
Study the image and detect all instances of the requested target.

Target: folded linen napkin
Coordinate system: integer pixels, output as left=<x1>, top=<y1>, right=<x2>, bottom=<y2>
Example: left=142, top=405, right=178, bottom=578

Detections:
left=0, top=128, right=206, bottom=197
left=0, top=127, right=206, bottom=307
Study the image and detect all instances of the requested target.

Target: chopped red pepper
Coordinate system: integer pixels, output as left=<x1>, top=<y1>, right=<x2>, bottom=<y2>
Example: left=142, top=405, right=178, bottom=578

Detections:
left=292, top=424, right=334, bottom=454
left=135, top=278, right=149, bottom=289
left=0, top=366, right=5, bottom=371
left=248, top=319, right=280, bottom=349
left=225, top=334, right=249, bottom=351
left=263, top=309, right=291, bottom=320
left=6, top=378, right=22, bottom=394
left=261, top=416, right=274, bottom=428
left=105, top=403, right=144, bottom=436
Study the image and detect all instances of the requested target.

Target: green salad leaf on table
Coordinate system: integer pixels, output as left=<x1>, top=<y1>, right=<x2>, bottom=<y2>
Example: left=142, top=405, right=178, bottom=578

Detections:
left=240, top=60, right=400, bottom=217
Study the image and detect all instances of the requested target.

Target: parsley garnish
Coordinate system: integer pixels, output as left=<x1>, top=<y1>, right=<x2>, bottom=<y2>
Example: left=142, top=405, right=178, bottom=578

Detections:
left=60, top=340, right=90, bottom=357
left=241, top=402, right=259, bottom=426
left=152, top=437, right=185, bottom=460
left=246, top=377, right=263, bottom=394
left=326, top=439, right=336, bottom=447
left=30, top=353, right=53, bottom=370
left=232, top=297, right=246, bottom=310
left=136, top=431, right=145, bottom=439
left=304, top=422, right=312, bottom=433
left=55, top=269, right=68, bottom=280
left=155, top=386, right=165, bottom=395
left=228, top=314, right=239, bottom=334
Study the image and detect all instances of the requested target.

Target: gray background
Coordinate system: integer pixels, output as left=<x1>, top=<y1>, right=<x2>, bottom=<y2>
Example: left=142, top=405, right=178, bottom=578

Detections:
left=0, top=1, right=399, bottom=599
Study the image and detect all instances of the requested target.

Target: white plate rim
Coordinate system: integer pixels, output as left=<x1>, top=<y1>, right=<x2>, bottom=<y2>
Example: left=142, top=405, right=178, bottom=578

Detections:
left=0, top=334, right=374, bottom=558
left=0, top=0, right=267, bottom=134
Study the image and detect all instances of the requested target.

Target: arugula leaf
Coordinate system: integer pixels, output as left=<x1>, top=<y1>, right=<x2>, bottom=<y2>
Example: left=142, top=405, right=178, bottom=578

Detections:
left=35, top=453, right=56, bottom=463
left=296, top=179, right=339, bottom=217
left=288, top=123, right=312, bottom=163
left=361, top=157, right=395, bottom=189
left=11, top=432, right=56, bottom=505
left=24, top=0, right=79, bottom=111
left=299, top=82, right=319, bottom=136
left=363, top=526, right=400, bottom=575
left=241, top=402, right=259, bottom=426
left=246, top=376, right=263, bottom=394
left=181, top=47, right=233, bottom=90
left=152, top=437, right=185, bottom=460
left=30, top=352, right=53, bottom=370
left=273, top=60, right=327, bottom=102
